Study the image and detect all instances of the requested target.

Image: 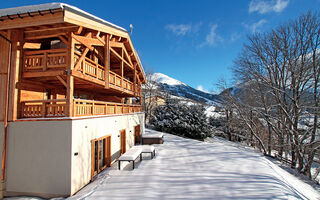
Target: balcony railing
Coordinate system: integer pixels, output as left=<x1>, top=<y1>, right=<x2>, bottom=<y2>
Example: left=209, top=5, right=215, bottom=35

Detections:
left=24, top=49, right=68, bottom=71
left=21, top=99, right=66, bottom=118
left=73, top=99, right=142, bottom=116
left=20, top=99, right=142, bottom=118
left=74, top=52, right=105, bottom=81
left=74, top=52, right=135, bottom=93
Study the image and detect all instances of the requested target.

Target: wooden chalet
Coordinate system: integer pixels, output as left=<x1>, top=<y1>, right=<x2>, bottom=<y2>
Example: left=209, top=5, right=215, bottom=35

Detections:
left=0, top=3, right=146, bottom=198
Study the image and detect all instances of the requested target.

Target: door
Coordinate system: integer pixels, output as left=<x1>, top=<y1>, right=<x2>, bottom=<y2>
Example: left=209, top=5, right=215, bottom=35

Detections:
left=134, top=125, right=141, bottom=145
left=91, top=135, right=111, bottom=181
left=120, top=129, right=126, bottom=154
left=105, top=136, right=111, bottom=167
left=91, top=140, right=99, bottom=180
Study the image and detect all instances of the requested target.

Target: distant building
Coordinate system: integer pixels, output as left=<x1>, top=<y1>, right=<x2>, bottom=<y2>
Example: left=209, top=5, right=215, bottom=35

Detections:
left=0, top=3, right=146, bottom=198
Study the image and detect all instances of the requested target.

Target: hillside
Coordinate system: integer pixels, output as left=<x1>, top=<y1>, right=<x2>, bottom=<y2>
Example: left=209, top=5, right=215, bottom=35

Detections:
left=149, top=73, right=221, bottom=105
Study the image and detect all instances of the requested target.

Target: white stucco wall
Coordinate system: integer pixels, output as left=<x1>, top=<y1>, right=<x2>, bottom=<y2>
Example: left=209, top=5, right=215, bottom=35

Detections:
left=5, top=120, right=72, bottom=197
left=3, top=113, right=144, bottom=198
left=70, top=113, right=145, bottom=195
left=0, top=122, right=4, bottom=185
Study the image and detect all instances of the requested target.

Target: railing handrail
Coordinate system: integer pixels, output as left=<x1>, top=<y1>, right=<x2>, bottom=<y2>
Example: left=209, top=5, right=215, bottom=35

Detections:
left=24, top=48, right=68, bottom=56
left=73, top=99, right=141, bottom=107
left=22, top=99, right=67, bottom=103
left=109, top=70, right=121, bottom=79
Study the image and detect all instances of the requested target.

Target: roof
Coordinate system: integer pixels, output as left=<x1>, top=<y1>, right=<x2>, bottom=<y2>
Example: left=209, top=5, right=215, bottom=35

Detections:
left=0, top=3, right=146, bottom=83
left=0, top=2, right=127, bottom=33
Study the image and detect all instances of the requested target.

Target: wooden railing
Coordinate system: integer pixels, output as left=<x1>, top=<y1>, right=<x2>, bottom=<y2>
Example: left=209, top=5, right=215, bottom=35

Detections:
left=21, top=99, right=67, bottom=118
left=24, top=49, right=68, bottom=71
left=73, top=99, right=142, bottom=117
left=74, top=52, right=105, bottom=81
left=20, top=99, right=142, bottom=118
left=74, top=53, right=135, bottom=92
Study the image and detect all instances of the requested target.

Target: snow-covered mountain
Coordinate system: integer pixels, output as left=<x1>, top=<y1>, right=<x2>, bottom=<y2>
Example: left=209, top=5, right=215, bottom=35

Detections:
left=149, top=73, right=221, bottom=105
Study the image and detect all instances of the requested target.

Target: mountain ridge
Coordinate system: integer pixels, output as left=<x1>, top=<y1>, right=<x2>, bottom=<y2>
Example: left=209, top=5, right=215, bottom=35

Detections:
left=150, top=73, right=222, bottom=105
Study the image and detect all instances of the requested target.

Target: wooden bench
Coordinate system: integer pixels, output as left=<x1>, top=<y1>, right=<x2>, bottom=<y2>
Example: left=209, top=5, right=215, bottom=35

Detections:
left=118, top=147, right=142, bottom=170
left=132, top=145, right=156, bottom=159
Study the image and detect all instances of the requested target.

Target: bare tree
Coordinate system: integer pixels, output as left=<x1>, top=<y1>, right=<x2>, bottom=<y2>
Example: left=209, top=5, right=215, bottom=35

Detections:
left=232, top=11, right=320, bottom=179
left=141, top=68, right=163, bottom=123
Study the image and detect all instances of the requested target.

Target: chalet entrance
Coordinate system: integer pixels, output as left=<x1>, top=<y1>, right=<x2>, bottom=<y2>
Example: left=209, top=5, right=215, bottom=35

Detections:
left=120, top=129, right=126, bottom=154
left=91, top=135, right=111, bottom=181
left=134, top=125, right=141, bottom=144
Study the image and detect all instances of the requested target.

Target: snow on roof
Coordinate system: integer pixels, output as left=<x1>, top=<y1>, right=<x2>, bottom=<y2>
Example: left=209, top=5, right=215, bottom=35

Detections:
left=0, top=3, right=127, bottom=32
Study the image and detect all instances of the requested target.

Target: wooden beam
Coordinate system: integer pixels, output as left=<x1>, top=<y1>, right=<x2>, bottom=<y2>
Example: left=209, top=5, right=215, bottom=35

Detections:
left=74, top=48, right=89, bottom=70
left=24, top=25, right=78, bottom=34
left=110, top=41, right=122, bottom=48
left=56, top=75, right=67, bottom=87
left=58, top=35, right=69, bottom=45
left=24, top=26, right=79, bottom=40
left=8, top=30, right=23, bottom=121
left=121, top=48, right=124, bottom=89
left=23, top=70, right=66, bottom=78
left=66, top=32, right=75, bottom=117
left=104, top=34, right=110, bottom=88
left=75, top=26, right=83, bottom=35
left=96, top=35, right=105, bottom=45
left=0, top=11, right=64, bottom=31
left=16, top=80, right=64, bottom=90
left=72, top=34, right=104, bottom=50
left=110, top=47, right=131, bottom=68
left=122, top=45, right=133, bottom=66
left=134, top=63, right=137, bottom=93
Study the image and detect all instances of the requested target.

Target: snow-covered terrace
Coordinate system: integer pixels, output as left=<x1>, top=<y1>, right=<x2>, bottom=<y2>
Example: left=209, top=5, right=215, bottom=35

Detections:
left=68, top=129, right=320, bottom=200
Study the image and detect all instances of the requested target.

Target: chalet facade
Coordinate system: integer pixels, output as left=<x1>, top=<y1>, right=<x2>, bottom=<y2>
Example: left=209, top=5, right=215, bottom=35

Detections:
left=0, top=3, right=146, bottom=198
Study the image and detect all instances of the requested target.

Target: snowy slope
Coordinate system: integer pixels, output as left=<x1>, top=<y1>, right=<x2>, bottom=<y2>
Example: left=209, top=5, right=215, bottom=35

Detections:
left=152, top=73, right=186, bottom=86
left=149, top=73, right=221, bottom=105
left=69, top=129, right=320, bottom=200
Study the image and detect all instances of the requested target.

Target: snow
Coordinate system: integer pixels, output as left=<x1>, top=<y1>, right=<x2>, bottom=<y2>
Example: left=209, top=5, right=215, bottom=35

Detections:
left=151, top=73, right=186, bottom=86
left=68, top=129, right=320, bottom=200
left=205, top=105, right=223, bottom=118
left=0, top=3, right=127, bottom=32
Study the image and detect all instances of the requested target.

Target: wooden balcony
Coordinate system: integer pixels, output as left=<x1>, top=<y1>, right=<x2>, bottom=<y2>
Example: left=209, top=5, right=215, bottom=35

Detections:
left=74, top=52, right=135, bottom=93
left=23, top=49, right=141, bottom=96
left=20, top=99, right=142, bottom=118
left=24, top=49, right=68, bottom=71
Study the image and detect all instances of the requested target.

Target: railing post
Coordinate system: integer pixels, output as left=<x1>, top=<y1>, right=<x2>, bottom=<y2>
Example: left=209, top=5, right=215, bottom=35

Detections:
left=73, top=100, right=76, bottom=117
left=82, top=60, right=85, bottom=74
left=41, top=102, right=46, bottom=117
left=21, top=102, right=25, bottom=118
left=92, top=102, right=95, bottom=115
left=95, top=63, right=98, bottom=78
left=43, top=52, right=48, bottom=71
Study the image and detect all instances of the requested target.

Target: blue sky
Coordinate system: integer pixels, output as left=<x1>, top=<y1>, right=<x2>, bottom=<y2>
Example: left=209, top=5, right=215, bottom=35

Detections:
left=1, top=0, right=319, bottom=93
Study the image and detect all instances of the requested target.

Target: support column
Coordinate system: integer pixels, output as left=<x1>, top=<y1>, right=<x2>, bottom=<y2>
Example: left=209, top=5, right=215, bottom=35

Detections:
left=104, top=34, right=110, bottom=88
left=66, top=33, right=75, bottom=117
left=8, top=30, right=23, bottom=121
left=133, top=63, right=137, bottom=95
left=121, top=49, right=124, bottom=89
